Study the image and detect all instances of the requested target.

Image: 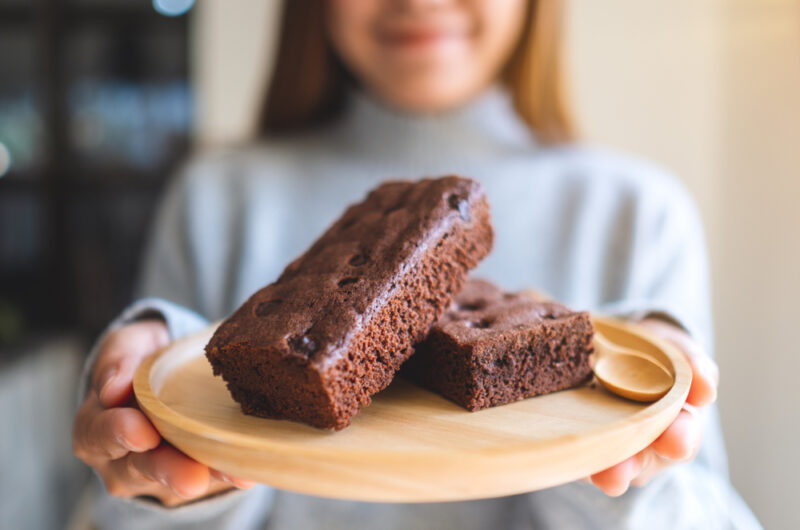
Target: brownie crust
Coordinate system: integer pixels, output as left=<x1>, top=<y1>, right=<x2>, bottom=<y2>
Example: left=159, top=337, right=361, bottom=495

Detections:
left=403, top=279, right=594, bottom=411
left=205, top=176, right=493, bottom=429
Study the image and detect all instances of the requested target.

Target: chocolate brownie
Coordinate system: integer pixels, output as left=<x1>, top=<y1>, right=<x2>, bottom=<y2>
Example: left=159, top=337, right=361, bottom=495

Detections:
left=403, top=279, right=594, bottom=411
left=205, top=176, right=493, bottom=430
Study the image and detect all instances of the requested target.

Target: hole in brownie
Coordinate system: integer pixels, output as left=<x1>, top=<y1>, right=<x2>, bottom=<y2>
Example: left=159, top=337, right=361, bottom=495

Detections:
left=341, top=217, right=357, bottom=230
left=348, top=253, right=369, bottom=267
left=542, top=312, right=558, bottom=320
left=447, top=193, right=471, bottom=222
left=254, top=299, right=282, bottom=317
left=288, top=333, right=318, bottom=356
left=465, top=318, right=493, bottom=329
left=457, top=300, right=486, bottom=312
left=338, top=277, right=359, bottom=288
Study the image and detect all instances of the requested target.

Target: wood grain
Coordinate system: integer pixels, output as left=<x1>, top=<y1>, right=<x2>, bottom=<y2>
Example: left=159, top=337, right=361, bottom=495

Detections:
left=133, top=316, right=691, bottom=502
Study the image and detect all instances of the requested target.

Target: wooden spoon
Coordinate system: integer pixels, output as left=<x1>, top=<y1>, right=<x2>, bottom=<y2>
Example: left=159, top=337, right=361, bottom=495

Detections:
left=592, top=331, right=674, bottom=402
left=518, top=290, right=674, bottom=402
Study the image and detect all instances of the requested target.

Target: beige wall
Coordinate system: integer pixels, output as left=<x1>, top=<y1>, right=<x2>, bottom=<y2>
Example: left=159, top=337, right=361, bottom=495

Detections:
left=566, top=0, right=723, bottom=223
left=191, top=0, right=281, bottom=146
left=716, top=5, right=800, bottom=529
left=192, top=1, right=799, bottom=527
left=567, top=2, right=800, bottom=528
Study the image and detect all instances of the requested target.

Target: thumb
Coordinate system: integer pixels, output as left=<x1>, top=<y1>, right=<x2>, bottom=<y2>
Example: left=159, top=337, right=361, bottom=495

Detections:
left=93, top=319, right=170, bottom=408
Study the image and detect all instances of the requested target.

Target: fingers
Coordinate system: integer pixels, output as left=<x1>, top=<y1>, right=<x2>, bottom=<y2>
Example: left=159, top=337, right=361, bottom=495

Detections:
left=73, top=395, right=161, bottom=463
left=75, top=316, right=255, bottom=507
left=210, top=469, right=257, bottom=490
left=639, top=318, right=718, bottom=407
left=104, top=448, right=254, bottom=503
left=92, top=320, right=170, bottom=408
left=78, top=425, right=251, bottom=506
left=124, top=444, right=211, bottom=499
left=651, top=407, right=703, bottom=461
left=589, top=406, right=703, bottom=496
left=589, top=318, right=712, bottom=498
left=88, top=407, right=161, bottom=460
left=684, top=354, right=718, bottom=407
left=589, top=453, right=645, bottom=496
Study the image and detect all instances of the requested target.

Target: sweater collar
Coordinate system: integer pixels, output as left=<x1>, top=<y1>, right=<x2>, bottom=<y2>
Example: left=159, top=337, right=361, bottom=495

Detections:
left=330, top=85, right=537, bottom=162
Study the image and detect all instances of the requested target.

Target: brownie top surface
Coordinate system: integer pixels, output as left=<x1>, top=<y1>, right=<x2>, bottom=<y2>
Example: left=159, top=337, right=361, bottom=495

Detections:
left=436, top=279, right=582, bottom=343
left=209, top=176, right=491, bottom=367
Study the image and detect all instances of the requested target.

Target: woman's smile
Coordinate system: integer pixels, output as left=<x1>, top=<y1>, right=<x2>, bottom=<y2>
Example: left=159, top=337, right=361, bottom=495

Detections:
left=326, top=0, right=527, bottom=111
left=375, top=19, right=474, bottom=61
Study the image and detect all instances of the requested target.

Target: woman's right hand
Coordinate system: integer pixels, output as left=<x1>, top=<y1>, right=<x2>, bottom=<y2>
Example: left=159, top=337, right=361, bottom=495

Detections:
left=72, top=320, right=255, bottom=506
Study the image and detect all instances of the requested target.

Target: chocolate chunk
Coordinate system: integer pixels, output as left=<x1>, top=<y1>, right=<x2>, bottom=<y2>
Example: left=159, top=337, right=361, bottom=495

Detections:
left=448, top=193, right=471, bottom=222
left=348, top=253, right=369, bottom=267
left=289, top=333, right=318, bottom=356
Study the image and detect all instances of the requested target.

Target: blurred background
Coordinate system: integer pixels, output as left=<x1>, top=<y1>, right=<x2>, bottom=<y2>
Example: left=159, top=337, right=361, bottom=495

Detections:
left=0, top=1, right=797, bottom=528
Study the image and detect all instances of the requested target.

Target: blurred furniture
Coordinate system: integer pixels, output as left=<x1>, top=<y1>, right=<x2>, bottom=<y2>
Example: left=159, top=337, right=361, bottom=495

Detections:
left=0, top=2, right=195, bottom=529
left=0, top=0, right=192, bottom=342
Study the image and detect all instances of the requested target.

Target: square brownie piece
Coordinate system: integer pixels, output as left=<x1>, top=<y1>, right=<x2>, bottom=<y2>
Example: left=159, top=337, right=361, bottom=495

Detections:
left=404, top=279, right=594, bottom=411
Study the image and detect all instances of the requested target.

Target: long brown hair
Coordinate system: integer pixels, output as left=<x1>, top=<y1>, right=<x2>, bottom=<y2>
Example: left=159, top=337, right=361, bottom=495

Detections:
left=259, top=0, right=575, bottom=143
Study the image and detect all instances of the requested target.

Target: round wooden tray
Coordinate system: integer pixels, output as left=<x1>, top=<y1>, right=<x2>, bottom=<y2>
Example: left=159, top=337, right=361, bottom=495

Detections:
left=133, top=316, right=691, bottom=503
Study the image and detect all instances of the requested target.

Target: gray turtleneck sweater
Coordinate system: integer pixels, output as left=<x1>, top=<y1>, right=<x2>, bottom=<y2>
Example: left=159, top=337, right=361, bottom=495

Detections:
left=79, top=88, right=760, bottom=529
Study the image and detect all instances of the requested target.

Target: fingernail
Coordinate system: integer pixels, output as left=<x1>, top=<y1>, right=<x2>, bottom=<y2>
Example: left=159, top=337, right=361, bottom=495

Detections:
left=707, top=384, right=718, bottom=403
left=170, top=487, right=190, bottom=499
left=233, top=478, right=256, bottom=489
left=700, top=356, right=719, bottom=382
left=219, top=474, right=255, bottom=489
left=97, top=367, right=118, bottom=398
left=115, top=433, right=145, bottom=453
left=697, top=357, right=719, bottom=401
left=157, top=477, right=188, bottom=499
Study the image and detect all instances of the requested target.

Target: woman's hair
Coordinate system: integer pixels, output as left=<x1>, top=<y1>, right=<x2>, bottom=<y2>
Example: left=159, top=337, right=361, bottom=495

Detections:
left=258, top=0, right=575, bottom=143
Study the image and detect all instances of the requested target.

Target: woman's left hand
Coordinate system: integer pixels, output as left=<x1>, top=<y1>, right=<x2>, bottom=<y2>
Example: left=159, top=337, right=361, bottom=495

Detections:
left=587, top=318, right=719, bottom=496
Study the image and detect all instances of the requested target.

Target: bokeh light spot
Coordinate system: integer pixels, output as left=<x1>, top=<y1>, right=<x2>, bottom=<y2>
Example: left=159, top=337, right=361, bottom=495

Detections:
left=0, top=142, right=11, bottom=177
left=152, top=0, right=195, bottom=17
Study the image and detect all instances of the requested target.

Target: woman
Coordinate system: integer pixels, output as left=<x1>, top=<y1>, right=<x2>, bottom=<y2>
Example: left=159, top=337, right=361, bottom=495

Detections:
left=72, top=1, right=758, bottom=528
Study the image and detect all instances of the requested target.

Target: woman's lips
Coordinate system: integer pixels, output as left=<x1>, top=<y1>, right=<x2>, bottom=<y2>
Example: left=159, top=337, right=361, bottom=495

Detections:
left=380, top=28, right=468, bottom=47
left=377, top=22, right=472, bottom=51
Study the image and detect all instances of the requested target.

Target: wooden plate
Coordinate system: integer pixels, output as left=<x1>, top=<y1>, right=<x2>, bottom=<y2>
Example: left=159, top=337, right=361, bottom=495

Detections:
left=133, top=316, right=691, bottom=503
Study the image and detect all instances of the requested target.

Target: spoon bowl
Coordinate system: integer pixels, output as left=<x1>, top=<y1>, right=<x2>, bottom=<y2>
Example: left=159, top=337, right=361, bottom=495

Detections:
left=592, top=332, right=674, bottom=402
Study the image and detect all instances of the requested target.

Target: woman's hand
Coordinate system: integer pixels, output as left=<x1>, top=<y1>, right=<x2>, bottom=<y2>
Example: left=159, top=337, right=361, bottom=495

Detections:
left=72, top=320, right=255, bottom=507
left=588, top=318, right=719, bottom=496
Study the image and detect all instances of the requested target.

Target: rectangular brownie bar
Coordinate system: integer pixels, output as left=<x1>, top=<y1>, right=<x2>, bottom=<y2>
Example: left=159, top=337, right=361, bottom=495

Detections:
left=403, top=279, right=594, bottom=411
left=205, top=176, right=493, bottom=430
